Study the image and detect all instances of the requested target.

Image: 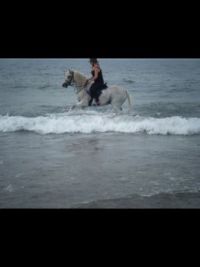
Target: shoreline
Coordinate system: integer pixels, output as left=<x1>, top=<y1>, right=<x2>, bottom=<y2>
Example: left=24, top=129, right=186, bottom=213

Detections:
left=76, top=191, right=200, bottom=209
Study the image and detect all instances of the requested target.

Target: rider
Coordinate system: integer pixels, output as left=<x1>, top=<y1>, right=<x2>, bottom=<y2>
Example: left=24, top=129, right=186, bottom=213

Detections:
left=86, top=58, right=107, bottom=106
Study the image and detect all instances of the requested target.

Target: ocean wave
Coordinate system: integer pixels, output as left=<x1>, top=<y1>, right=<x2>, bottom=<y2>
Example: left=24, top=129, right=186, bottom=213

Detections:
left=38, top=84, right=52, bottom=90
left=123, top=78, right=135, bottom=84
left=0, top=113, right=200, bottom=135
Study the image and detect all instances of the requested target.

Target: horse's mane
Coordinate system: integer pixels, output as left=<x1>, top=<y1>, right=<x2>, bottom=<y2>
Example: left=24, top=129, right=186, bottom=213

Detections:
left=73, top=70, right=88, bottom=86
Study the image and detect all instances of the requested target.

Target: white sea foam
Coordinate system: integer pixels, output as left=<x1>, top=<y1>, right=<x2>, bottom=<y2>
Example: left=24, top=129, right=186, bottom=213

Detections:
left=0, top=113, right=200, bottom=135
left=4, top=184, right=14, bottom=193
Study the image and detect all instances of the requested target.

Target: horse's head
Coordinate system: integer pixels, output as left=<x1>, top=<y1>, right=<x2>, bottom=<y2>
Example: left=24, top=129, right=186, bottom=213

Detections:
left=62, top=69, right=74, bottom=88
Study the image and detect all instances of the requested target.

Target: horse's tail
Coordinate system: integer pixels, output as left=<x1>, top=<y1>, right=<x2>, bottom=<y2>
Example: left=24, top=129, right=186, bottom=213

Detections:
left=125, top=90, right=133, bottom=111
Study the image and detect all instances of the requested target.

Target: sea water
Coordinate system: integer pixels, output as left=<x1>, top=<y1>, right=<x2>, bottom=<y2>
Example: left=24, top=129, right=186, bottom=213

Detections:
left=0, top=59, right=200, bottom=208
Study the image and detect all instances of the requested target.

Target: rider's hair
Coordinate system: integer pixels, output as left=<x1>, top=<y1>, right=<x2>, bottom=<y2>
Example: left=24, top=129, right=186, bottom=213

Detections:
left=89, top=58, right=98, bottom=65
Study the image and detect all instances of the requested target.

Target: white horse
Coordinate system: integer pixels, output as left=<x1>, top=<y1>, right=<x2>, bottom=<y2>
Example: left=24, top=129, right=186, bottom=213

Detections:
left=62, top=69, right=133, bottom=112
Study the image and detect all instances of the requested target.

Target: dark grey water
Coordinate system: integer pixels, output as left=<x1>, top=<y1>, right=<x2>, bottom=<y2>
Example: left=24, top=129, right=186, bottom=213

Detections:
left=0, top=59, right=200, bottom=208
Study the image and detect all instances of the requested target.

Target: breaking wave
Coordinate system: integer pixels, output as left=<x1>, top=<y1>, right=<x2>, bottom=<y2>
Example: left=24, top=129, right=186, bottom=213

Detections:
left=0, top=112, right=200, bottom=135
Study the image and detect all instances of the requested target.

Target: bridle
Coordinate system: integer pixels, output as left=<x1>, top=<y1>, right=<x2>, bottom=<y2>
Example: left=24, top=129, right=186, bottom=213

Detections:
left=64, top=71, right=90, bottom=92
left=66, top=71, right=74, bottom=86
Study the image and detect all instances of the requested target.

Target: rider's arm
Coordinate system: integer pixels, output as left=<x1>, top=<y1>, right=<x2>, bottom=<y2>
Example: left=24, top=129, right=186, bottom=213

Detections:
left=92, top=67, right=100, bottom=81
left=85, top=66, right=100, bottom=86
left=88, top=66, right=100, bottom=81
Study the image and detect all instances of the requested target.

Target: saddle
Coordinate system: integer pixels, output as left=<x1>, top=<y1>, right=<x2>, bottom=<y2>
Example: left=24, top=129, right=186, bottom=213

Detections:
left=101, top=83, right=108, bottom=90
left=87, top=82, right=108, bottom=95
left=88, top=83, right=108, bottom=106
left=96, top=83, right=108, bottom=98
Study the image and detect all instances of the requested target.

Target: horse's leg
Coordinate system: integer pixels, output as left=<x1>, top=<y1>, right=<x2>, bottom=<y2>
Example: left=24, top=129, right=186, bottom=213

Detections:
left=111, top=96, right=124, bottom=112
left=111, top=102, right=123, bottom=113
left=75, top=100, right=89, bottom=109
left=70, top=102, right=82, bottom=110
left=88, top=98, right=94, bottom=106
left=70, top=104, right=76, bottom=110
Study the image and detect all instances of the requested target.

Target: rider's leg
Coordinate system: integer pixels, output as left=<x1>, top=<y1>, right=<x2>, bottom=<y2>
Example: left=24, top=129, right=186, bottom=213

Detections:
left=89, top=84, right=99, bottom=106
left=89, top=98, right=93, bottom=106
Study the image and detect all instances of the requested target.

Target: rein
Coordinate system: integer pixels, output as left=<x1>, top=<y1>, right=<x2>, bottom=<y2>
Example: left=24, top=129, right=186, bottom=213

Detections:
left=68, top=71, right=74, bottom=85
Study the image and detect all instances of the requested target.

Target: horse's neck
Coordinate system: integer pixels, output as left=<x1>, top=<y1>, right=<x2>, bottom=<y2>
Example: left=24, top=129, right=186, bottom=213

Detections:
left=74, top=72, right=87, bottom=88
left=74, top=72, right=87, bottom=93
